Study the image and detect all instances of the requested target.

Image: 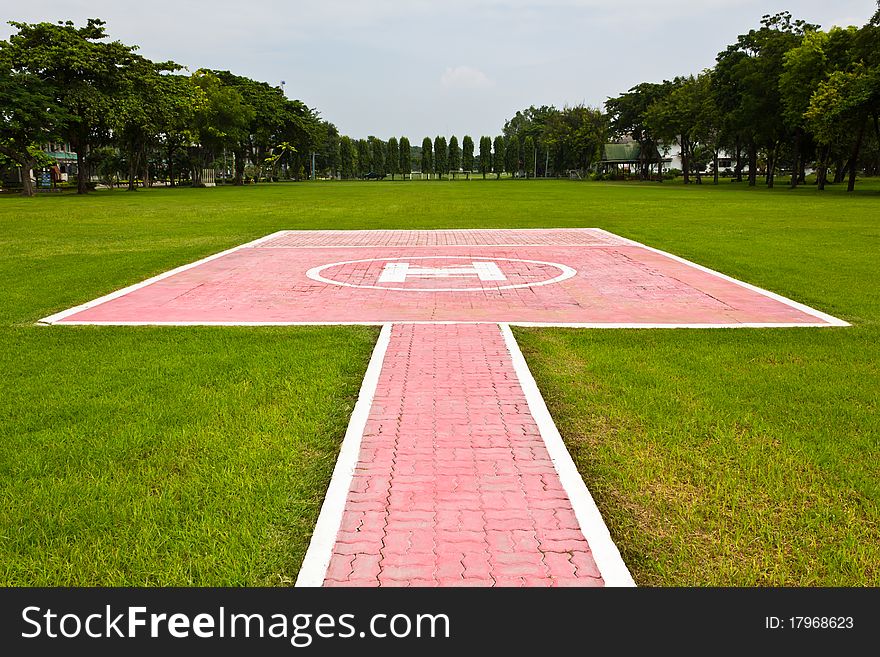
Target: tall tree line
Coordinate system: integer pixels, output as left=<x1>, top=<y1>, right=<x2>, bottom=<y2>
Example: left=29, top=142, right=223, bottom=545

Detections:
left=0, top=19, right=327, bottom=195
left=606, top=9, right=880, bottom=191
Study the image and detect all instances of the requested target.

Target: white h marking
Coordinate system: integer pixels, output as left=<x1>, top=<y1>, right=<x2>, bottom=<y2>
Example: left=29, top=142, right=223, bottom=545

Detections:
left=378, top=261, right=507, bottom=283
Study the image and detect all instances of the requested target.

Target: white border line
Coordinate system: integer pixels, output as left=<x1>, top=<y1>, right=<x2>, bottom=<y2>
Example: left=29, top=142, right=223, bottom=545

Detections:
left=500, top=322, right=637, bottom=587
left=592, top=228, right=849, bottom=327
left=37, top=230, right=288, bottom=325
left=49, top=320, right=839, bottom=328
left=295, top=323, right=393, bottom=587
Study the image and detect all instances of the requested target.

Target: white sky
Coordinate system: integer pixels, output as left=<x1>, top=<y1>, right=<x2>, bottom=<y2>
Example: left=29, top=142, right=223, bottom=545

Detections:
left=2, top=1, right=875, bottom=139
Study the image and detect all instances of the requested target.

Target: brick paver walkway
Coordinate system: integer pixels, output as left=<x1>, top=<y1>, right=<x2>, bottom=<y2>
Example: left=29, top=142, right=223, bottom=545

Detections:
left=323, top=323, right=603, bottom=587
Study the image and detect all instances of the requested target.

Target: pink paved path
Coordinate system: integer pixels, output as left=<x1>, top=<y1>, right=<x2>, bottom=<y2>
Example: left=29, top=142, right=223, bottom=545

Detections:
left=323, top=323, right=603, bottom=587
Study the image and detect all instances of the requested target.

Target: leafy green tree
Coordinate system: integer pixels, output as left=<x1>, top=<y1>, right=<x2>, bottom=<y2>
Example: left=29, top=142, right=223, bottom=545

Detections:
left=4, top=19, right=144, bottom=193
left=493, top=135, right=504, bottom=178
left=421, top=137, right=433, bottom=178
left=340, top=135, right=356, bottom=178
left=522, top=135, right=535, bottom=178
left=313, top=121, right=340, bottom=179
left=462, top=135, right=475, bottom=173
left=357, top=139, right=372, bottom=177
left=399, top=136, right=412, bottom=179
left=779, top=28, right=859, bottom=187
left=370, top=137, right=386, bottom=176
left=386, top=137, right=400, bottom=180
left=433, top=136, right=447, bottom=179
left=504, top=134, right=519, bottom=177
left=114, top=56, right=182, bottom=190
left=646, top=73, right=722, bottom=184
left=448, top=136, right=461, bottom=176
left=189, top=70, right=252, bottom=186
left=543, top=105, right=607, bottom=176
left=0, top=44, right=69, bottom=196
left=212, top=71, right=319, bottom=184
left=806, top=65, right=879, bottom=192
left=479, top=136, right=491, bottom=178
left=154, top=74, right=203, bottom=187
left=714, top=12, right=818, bottom=187
left=606, top=83, right=668, bottom=180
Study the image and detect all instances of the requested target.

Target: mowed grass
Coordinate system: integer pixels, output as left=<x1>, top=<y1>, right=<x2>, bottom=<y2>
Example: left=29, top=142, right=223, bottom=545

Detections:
left=1, top=178, right=877, bottom=585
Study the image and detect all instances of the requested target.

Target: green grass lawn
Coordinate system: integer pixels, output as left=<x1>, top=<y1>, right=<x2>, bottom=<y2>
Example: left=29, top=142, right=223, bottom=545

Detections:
left=1, top=178, right=877, bottom=585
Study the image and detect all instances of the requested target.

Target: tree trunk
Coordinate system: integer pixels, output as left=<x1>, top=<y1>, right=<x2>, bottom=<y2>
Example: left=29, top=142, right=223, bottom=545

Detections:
left=127, top=150, right=139, bottom=192
left=233, top=149, right=245, bottom=186
left=713, top=150, right=719, bottom=185
left=75, top=146, right=89, bottom=194
left=142, top=149, right=151, bottom=188
left=20, top=158, right=36, bottom=197
left=748, top=140, right=757, bottom=187
left=873, top=113, right=880, bottom=178
left=681, top=138, right=690, bottom=184
left=790, top=132, right=800, bottom=189
left=817, top=145, right=829, bottom=190
left=847, top=119, right=866, bottom=192
left=168, top=146, right=176, bottom=188
left=734, top=137, right=743, bottom=182
left=833, top=158, right=846, bottom=183
left=767, top=145, right=775, bottom=188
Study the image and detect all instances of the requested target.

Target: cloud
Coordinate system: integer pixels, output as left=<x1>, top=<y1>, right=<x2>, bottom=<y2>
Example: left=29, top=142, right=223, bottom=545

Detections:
left=440, top=65, right=493, bottom=90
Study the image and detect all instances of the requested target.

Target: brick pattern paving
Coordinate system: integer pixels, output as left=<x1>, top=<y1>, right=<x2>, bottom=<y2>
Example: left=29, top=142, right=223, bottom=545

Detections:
left=256, top=228, right=631, bottom=248
left=323, top=323, right=604, bottom=587
left=59, top=242, right=827, bottom=325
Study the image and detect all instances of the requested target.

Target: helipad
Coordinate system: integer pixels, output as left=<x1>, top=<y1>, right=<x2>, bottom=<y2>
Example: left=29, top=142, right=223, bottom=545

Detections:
left=39, top=229, right=846, bottom=588
left=41, top=229, right=846, bottom=327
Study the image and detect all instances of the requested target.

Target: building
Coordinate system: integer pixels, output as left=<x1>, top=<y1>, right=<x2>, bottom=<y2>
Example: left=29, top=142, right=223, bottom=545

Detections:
left=596, top=140, right=664, bottom=178
left=43, top=142, right=78, bottom=182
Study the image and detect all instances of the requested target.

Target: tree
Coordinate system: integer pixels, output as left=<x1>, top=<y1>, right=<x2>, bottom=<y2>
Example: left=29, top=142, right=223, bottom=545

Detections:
left=448, top=136, right=461, bottom=176
left=502, top=105, right=556, bottom=176
left=606, top=83, right=667, bottom=180
left=114, top=56, right=182, bottom=190
left=211, top=71, right=319, bottom=185
left=646, top=73, right=721, bottom=184
left=504, top=134, right=519, bottom=177
left=493, top=135, right=505, bottom=178
left=421, top=137, right=433, bottom=178
left=154, top=74, right=203, bottom=187
left=4, top=19, right=144, bottom=194
left=399, top=136, right=412, bottom=179
left=433, top=136, right=447, bottom=179
left=462, top=135, right=475, bottom=173
left=714, top=12, right=819, bottom=188
left=779, top=29, right=858, bottom=187
left=340, top=135, right=356, bottom=178
left=0, top=45, right=69, bottom=196
left=386, top=137, right=399, bottom=180
left=189, top=70, right=252, bottom=186
left=370, top=137, right=386, bottom=176
left=479, top=136, right=491, bottom=178
left=543, top=105, right=607, bottom=176
left=806, top=65, right=879, bottom=192
left=356, top=138, right=371, bottom=177
left=522, top=135, right=535, bottom=179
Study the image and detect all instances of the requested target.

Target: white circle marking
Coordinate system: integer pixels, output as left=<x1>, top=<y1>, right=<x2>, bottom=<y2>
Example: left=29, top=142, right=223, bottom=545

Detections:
left=306, top=256, right=577, bottom=292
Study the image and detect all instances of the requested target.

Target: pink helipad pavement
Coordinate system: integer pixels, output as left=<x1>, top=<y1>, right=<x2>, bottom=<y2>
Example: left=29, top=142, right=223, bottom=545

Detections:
left=44, top=229, right=843, bottom=327
left=42, top=229, right=846, bottom=588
